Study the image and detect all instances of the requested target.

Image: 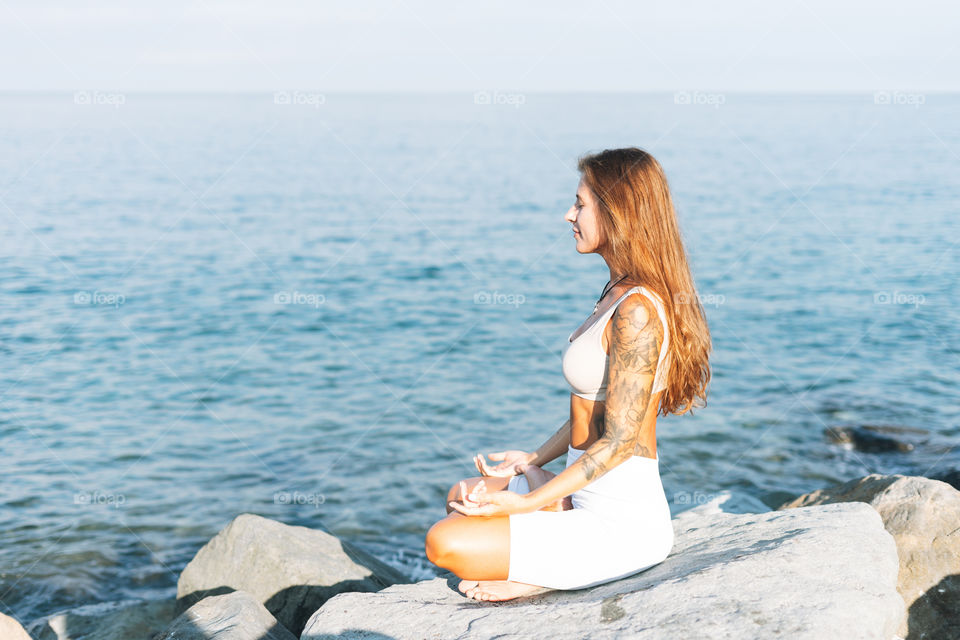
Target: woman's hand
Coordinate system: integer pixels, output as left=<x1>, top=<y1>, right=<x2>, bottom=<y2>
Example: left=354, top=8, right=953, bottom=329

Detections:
left=474, top=450, right=534, bottom=477
left=448, top=479, right=535, bottom=517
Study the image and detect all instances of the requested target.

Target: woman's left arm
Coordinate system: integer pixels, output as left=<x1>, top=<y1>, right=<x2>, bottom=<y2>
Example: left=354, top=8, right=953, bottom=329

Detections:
left=520, top=293, right=663, bottom=511
left=450, top=294, right=663, bottom=517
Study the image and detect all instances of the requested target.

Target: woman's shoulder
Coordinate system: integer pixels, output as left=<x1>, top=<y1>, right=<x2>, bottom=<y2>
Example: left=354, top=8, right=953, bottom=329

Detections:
left=611, top=287, right=663, bottom=337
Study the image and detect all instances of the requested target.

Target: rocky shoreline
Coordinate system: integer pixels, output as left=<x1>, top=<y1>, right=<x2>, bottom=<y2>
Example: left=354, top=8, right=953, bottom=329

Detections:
left=3, top=473, right=958, bottom=639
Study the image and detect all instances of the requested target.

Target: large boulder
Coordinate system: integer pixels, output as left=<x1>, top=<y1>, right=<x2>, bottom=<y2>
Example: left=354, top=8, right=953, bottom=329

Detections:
left=176, top=513, right=410, bottom=636
left=0, top=612, right=33, bottom=640
left=778, top=473, right=960, bottom=639
left=27, top=598, right=174, bottom=640
left=303, top=502, right=904, bottom=639
left=156, top=591, right=296, bottom=640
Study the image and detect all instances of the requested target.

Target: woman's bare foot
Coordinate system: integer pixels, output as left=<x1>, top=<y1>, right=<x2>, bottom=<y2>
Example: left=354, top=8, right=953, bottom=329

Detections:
left=539, top=495, right=574, bottom=512
left=458, top=579, right=544, bottom=601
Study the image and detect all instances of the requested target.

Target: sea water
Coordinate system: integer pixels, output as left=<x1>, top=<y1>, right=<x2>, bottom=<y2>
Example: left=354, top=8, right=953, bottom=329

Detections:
left=1, top=91, right=957, bottom=620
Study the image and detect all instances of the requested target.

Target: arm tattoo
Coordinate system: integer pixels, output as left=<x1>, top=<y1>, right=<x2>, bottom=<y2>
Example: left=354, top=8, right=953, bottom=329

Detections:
left=578, top=295, right=662, bottom=481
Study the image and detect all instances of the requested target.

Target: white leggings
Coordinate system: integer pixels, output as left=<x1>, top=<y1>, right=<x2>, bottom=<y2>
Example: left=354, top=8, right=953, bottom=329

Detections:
left=505, top=444, right=674, bottom=590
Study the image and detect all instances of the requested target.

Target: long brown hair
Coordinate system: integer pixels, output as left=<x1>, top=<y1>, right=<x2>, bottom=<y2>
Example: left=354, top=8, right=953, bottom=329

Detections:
left=577, top=147, right=711, bottom=416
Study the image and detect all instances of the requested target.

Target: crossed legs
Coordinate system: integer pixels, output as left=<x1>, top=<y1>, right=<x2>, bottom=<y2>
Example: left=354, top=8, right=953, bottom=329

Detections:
left=426, top=464, right=572, bottom=601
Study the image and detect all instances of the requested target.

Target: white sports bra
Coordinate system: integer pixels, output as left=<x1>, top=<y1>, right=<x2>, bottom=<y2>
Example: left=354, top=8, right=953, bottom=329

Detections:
left=562, top=286, right=670, bottom=402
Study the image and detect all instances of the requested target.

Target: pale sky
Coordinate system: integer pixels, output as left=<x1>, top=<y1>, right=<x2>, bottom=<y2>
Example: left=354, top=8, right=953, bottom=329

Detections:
left=1, top=0, right=956, bottom=92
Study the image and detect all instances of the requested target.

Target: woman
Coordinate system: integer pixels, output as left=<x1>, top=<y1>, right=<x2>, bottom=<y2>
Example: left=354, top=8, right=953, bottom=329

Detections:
left=424, top=147, right=711, bottom=602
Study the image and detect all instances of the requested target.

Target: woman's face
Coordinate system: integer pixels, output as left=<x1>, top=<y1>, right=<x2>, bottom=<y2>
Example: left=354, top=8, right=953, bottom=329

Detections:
left=564, top=178, right=602, bottom=254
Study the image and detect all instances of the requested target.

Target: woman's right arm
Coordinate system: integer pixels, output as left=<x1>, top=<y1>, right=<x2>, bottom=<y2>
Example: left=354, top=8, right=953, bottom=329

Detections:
left=476, top=418, right=572, bottom=476
left=527, top=417, right=571, bottom=467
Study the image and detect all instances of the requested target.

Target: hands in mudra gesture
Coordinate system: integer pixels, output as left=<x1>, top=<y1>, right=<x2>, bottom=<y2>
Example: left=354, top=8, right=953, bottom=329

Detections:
left=448, top=451, right=573, bottom=516
left=448, top=477, right=533, bottom=517
left=473, top=450, right=534, bottom=477
left=445, top=451, right=534, bottom=517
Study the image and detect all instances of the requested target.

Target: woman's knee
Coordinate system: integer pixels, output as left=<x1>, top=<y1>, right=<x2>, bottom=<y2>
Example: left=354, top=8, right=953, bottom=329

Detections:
left=425, top=515, right=466, bottom=566
left=446, top=476, right=511, bottom=503
left=445, top=480, right=466, bottom=513
left=446, top=479, right=464, bottom=502
left=522, top=463, right=550, bottom=476
left=445, top=478, right=476, bottom=514
left=520, top=465, right=555, bottom=490
left=425, top=520, right=445, bottom=565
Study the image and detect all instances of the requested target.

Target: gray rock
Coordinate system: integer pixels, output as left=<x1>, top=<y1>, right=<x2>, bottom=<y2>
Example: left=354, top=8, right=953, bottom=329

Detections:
left=778, top=473, right=960, bottom=639
left=27, top=599, right=175, bottom=640
left=156, top=591, right=296, bottom=640
left=824, top=424, right=927, bottom=453
left=929, top=467, right=960, bottom=491
left=302, top=502, right=904, bottom=639
left=0, top=612, right=33, bottom=640
left=176, top=513, right=410, bottom=636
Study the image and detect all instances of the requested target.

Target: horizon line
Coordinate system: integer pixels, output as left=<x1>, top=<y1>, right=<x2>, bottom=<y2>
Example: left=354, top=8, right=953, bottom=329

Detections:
left=0, top=88, right=955, bottom=95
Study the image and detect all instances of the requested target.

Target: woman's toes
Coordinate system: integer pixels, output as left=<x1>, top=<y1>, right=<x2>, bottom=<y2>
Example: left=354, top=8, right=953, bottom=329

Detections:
left=459, top=579, right=479, bottom=593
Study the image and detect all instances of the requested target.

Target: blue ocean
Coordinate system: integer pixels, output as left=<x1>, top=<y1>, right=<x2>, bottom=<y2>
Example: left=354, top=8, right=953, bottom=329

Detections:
left=1, top=92, right=957, bottom=621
